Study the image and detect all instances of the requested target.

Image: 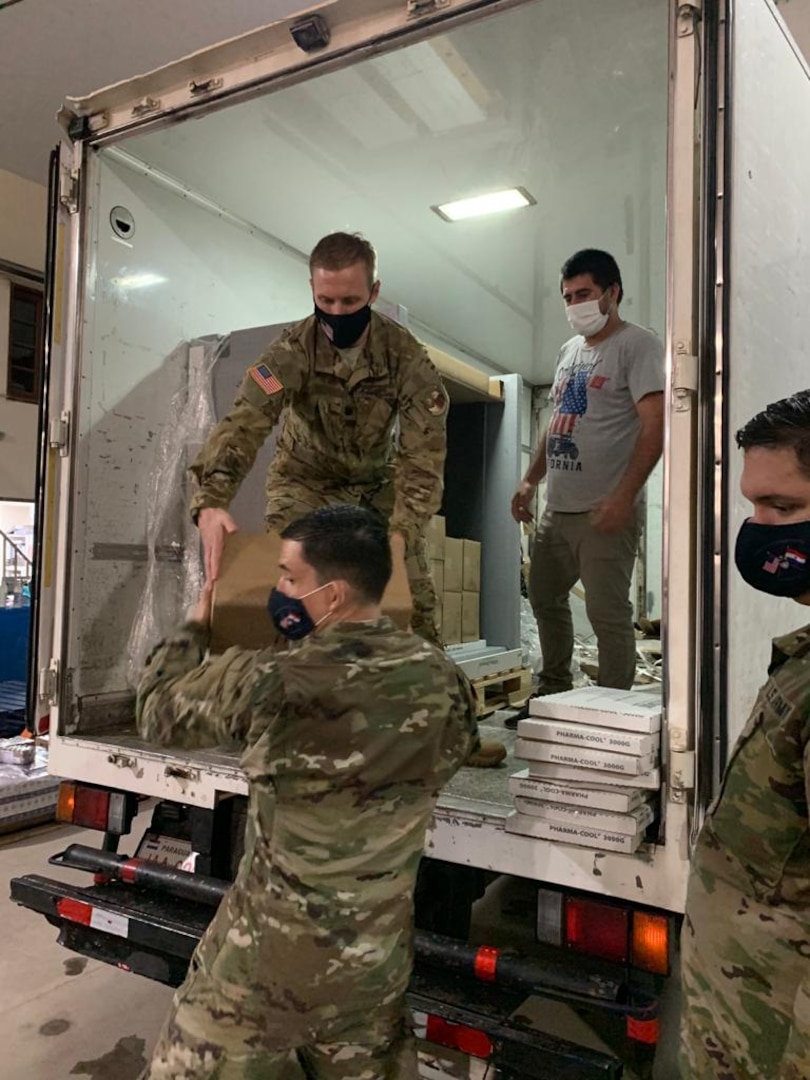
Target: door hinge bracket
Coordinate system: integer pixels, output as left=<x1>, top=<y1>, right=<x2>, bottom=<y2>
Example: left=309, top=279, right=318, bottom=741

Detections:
left=407, top=0, right=450, bottom=18
left=189, top=77, right=223, bottom=97
left=132, top=97, right=161, bottom=118
left=59, top=168, right=80, bottom=214
left=673, top=347, right=698, bottom=413
left=49, top=411, right=71, bottom=456
left=39, top=660, right=60, bottom=707
left=677, top=2, right=702, bottom=37
left=669, top=749, right=696, bottom=794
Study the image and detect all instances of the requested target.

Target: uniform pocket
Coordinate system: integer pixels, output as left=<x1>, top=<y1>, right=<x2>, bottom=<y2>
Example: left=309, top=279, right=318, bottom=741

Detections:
left=353, top=393, right=395, bottom=452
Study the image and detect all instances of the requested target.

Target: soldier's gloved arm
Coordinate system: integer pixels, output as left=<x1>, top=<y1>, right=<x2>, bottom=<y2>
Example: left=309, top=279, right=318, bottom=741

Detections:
left=390, top=351, right=448, bottom=547
left=189, top=364, right=286, bottom=521
left=136, top=623, right=259, bottom=750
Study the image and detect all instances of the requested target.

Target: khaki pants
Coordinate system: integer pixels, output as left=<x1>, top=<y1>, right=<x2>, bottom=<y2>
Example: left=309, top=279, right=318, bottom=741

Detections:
left=528, top=509, right=640, bottom=692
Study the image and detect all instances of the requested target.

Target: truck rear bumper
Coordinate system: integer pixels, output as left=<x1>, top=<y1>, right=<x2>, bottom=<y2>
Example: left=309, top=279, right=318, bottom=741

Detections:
left=11, top=870, right=650, bottom=1078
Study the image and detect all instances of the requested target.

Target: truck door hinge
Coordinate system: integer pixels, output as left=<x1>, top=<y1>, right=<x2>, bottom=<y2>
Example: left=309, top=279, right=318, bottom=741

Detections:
left=669, top=749, right=696, bottom=800
left=132, top=96, right=161, bottom=118
left=39, top=660, right=60, bottom=707
left=407, top=0, right=450, bottom=18
left=672, top=347, right=698, bottom=413
left=59, top=167, right=80, bottom=214
left=49, top=410, right=71, bottom=456
left=677, top=2, right=702, bottom=37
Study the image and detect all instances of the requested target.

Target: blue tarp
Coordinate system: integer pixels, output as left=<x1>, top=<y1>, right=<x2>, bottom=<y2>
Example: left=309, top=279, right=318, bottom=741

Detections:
left=0, top=607, right=30, bottom=682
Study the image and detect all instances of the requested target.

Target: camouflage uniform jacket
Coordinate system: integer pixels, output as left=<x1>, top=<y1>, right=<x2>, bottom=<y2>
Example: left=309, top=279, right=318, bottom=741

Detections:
left=136, top=616, right=477, bottom=1029
left=189, top=312, right=448, bottom=546
left=681, top=624, right=810, bottom=1080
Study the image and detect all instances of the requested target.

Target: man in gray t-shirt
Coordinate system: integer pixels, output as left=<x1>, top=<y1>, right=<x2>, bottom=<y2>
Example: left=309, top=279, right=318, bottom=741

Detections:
left=512, top=249, right=665, bottom=699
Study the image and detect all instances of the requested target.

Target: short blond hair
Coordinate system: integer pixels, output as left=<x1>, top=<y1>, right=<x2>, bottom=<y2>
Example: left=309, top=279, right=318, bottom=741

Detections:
left=309, top=232, right=377, bottom=289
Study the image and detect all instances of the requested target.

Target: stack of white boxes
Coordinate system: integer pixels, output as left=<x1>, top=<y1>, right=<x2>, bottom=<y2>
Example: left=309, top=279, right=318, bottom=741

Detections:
left=506, top=687, right=662, bottom=854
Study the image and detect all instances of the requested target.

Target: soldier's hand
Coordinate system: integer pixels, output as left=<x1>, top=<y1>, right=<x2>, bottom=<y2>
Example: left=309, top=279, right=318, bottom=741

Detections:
left=198, top=508, right=239, bottom=582
left=511, top=481, right=536, bottom=524
left=187, top=581, right=214, bottom=626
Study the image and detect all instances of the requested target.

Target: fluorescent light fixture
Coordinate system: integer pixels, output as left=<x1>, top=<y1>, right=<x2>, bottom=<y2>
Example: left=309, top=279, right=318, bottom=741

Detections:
left=110, top=272, right=167, bottom=290
left=432, top=187, right=535, bottom=222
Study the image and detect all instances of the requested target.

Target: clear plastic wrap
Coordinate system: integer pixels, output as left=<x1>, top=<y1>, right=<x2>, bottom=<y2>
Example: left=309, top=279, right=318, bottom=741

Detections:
left=125, top=336, right=226, bottom=688
left=520, top=595, right=541, bottom=674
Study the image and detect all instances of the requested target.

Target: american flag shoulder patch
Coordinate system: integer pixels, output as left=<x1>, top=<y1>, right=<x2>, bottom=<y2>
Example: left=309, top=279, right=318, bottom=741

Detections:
left=249, top=363, right=284, bottom=396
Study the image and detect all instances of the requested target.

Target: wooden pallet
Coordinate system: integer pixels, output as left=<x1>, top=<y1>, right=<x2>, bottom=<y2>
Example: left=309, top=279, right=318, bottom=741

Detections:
left=470, top=666, right=533, bottom=718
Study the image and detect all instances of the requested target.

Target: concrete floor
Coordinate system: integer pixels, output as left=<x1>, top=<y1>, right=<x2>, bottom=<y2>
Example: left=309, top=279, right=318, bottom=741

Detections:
left=0, top=810, right=174, bottom=1080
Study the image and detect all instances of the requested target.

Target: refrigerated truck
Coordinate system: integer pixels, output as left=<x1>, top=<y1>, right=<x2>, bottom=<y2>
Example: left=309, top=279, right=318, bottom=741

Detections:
left=10, top=0, right=810, bottom=1075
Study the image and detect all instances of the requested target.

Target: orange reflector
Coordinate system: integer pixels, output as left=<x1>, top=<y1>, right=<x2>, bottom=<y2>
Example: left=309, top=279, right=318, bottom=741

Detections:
left=425, top=1015, right=493, bottom=1059
left=632, top=911, right=670, bottom=975
left=56, top=782, right=76, bottom=824
left=565, top=896, right=629, bottom=965
left=627, top=1015, right=660, bottom=1044
left=56, top=897, right=93, bottom=926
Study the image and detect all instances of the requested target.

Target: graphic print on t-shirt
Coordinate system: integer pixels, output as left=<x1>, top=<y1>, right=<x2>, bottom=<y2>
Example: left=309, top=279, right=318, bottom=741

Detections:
left=548, top=357, right=608, bottom=472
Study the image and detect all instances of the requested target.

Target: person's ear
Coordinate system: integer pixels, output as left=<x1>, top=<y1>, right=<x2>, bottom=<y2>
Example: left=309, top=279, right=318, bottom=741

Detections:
left=329, top=579, right=351, bottom=611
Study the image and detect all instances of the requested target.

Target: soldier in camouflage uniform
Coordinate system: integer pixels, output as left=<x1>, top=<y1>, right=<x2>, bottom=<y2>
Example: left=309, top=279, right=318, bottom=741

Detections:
left=190, top=231, right=446, bottom=647
left=681, top=391, right=810, bottom=1080
left=137, top=505, right=479, bottom=1080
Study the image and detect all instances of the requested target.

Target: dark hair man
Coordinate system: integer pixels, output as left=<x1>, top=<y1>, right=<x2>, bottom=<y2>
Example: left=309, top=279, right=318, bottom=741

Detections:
left=511, top=248, right=665, bottom=707
left=681, top=390, right=810, bottom=1079
left=137, top=504, right=478, bottom=1080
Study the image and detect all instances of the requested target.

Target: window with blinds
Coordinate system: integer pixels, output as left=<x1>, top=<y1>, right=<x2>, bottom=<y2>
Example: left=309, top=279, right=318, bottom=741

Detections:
left=6, top=284, right=43, bottom=404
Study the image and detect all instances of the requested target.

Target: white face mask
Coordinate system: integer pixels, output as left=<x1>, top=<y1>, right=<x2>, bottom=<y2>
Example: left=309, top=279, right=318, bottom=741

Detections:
left=565, top=294, right=610, bottom=337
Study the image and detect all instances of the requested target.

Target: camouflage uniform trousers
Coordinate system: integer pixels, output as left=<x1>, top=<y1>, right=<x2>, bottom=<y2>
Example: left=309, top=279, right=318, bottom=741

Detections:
left=263, top=472, right=439, bottom=646
left=680, top=867, right=810, bottom=1079
left=141, top=959, right=417, bottom=1080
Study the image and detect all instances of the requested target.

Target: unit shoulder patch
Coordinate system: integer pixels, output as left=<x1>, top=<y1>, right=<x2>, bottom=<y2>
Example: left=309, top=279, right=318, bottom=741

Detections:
left=425, top=387, right=448, bottom=416
left=249, top=363, right=284, bottom=396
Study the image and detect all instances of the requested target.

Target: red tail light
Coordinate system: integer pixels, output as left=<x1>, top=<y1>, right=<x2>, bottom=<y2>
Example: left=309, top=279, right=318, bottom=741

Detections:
left=565, top=896, right=630, bottom=964
left=425, top=1015, right=493, bottom=1059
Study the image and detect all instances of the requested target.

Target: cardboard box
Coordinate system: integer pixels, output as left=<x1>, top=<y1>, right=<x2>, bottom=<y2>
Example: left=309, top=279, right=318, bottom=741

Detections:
left=431, top=559, right=444, bottom=599
left=425, top=515, right=446, bottom=562
left=211, top=532, right=412, bottom=652
left=442, top=590, right=462, bottom=645
left=505, top=811, right=644, bottom=854
left=444, top=537, right=464, bottom=592
left=461, top=590, right=480, bottom=643
left=525, top=760, right=661, bottom=790
left=507, top=769, right=650, bottom=813
left=512, top=796, right=654, bottom=837
left=517, top=718, right=659, bottom=757
left=462, top=539, right=481, bottom=592
left=528, top=686, right=662, bottom=734
left=516, top=738, right=657, bottom=777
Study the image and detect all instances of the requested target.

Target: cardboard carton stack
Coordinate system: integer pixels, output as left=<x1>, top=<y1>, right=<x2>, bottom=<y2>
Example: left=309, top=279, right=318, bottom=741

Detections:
left=425, top=515, right=481, bottom=645
left=507, top=687, right=662, bottom=854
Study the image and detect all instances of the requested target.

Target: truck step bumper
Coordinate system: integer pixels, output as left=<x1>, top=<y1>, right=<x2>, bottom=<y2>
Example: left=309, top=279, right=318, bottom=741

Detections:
left=11, top=872, right=643, bottom=1077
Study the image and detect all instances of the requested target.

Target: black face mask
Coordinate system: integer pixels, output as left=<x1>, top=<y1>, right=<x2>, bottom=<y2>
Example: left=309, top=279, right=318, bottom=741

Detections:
left=315, top=302, right=372, bottom=349
left=267, top=583, right=333, bottom=641
left=734, top=519, right=810, bottom=598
